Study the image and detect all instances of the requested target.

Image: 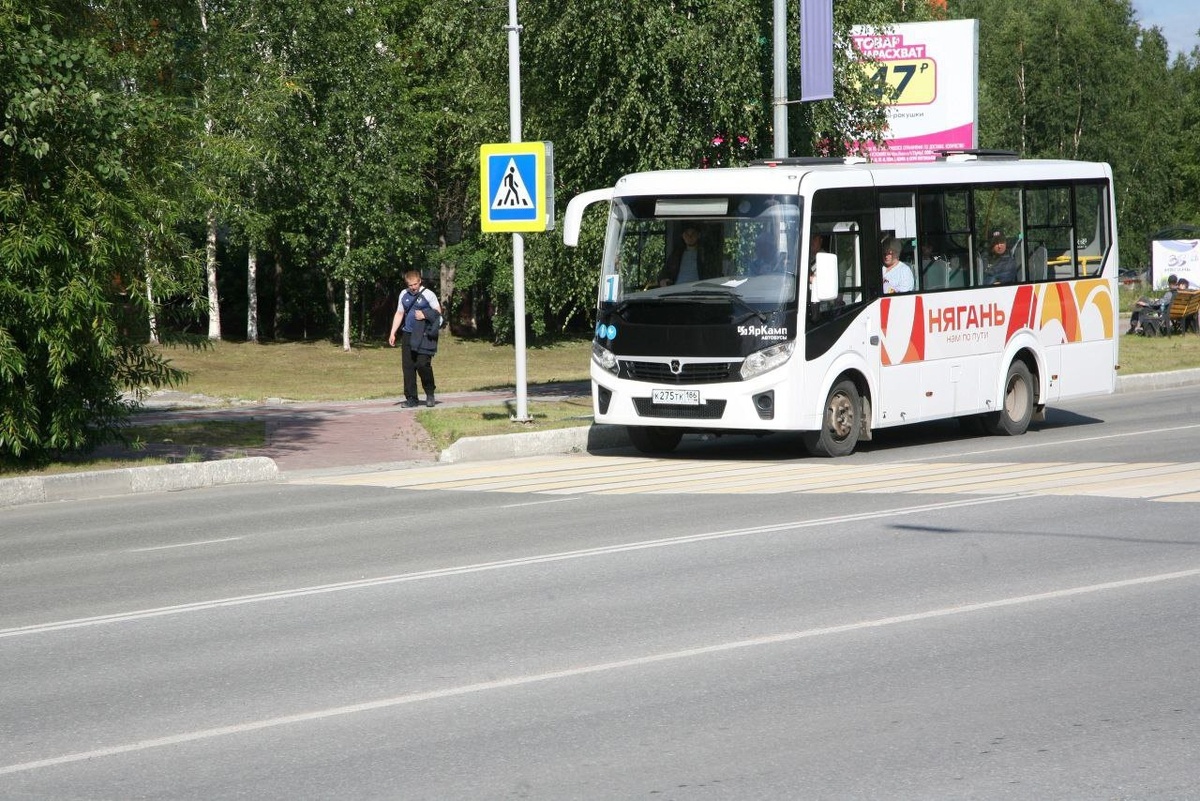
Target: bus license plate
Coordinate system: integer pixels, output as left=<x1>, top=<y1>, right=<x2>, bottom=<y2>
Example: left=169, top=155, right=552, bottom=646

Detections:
left=652, top=389, right=700, bottom=406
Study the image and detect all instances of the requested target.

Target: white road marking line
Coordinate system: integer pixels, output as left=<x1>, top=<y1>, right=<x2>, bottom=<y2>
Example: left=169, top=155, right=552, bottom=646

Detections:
left=0, top=495, right=1022, bottom=641
left=128, top=537, right=243, bottom=553
left=4, top=565, right=1197, bottom=777
left=944, top=422, right=1200, bottom=457
left=497, top=497, right=580, bottom=509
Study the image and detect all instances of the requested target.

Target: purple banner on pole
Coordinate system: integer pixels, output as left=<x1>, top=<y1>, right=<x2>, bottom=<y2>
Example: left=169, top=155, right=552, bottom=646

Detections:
left=800, top=0, right=834, bottom=101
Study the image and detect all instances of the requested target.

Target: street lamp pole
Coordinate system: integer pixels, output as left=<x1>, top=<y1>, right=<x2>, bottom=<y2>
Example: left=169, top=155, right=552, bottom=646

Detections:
left=506, top=0, right=532, bottom=421
left=772, top=0, right=788, bottom=158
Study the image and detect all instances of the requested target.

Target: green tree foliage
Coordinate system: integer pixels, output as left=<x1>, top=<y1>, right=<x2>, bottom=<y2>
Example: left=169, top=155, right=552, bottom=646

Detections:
left=261, top=0, right=431, bottom=343
left=0, top=5, right=187, bottom=462
left=1167, top=45, right=1200, bottom=233
left=951, top=0, right=1187, bottom=267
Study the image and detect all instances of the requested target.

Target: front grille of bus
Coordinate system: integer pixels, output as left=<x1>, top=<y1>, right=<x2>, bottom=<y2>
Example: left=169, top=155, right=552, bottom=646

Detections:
left=620, top=360, right=738, bottom=384
left=632, top=398, right=727, bottom=419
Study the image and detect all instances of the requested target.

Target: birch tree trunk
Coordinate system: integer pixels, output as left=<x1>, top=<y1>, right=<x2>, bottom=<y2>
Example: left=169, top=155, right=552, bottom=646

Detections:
left=145, top=262, right=159, bottom=346
left=342, top=222, right=352, bottom=351
left=199, top=0, right=222, bottom=341
left=274, top=256, right=283, bottom=340
left=342, top=281, right=352, bottom=351
left=247, top=247, right=259, bottom=343
left=439, top=230, right=454, bottom=339
left=206, top=207, right=221, bottom=340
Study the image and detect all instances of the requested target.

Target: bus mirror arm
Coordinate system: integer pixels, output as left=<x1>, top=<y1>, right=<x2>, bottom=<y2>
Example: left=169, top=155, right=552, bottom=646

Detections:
left=562, top=188, right=614, bottom=247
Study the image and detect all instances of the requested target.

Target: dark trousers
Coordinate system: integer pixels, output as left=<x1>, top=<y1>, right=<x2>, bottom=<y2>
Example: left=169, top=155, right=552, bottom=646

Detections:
left=401, top=332, right=436, bottom=399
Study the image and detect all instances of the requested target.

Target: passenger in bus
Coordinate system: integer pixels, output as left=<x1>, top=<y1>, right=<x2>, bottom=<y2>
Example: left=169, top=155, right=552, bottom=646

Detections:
left=982, top=230, right=1019, bottom=284
left=805, top=232, right=826, bottom=285
left=659, top=225, right=707, bottom=286
left=808, top=233, right=844, bottom=321
left=919, top=240, right=951, bottom=289
left=881, top=238, right=915, bottom=294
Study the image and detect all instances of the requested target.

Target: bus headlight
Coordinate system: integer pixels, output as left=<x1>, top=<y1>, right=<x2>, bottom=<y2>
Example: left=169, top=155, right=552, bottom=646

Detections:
left=739, top=340, right=795, bottom=380
left=592, top=341, right=619, bottom=374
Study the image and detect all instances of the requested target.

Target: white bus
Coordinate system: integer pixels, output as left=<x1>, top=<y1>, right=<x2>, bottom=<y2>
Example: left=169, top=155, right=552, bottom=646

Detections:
left=563, top=152, right=1118, bottom=456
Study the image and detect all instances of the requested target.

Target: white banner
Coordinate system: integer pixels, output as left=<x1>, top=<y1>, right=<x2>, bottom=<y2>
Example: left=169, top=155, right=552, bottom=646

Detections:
left=1151, top=240, right=1200, bottom=288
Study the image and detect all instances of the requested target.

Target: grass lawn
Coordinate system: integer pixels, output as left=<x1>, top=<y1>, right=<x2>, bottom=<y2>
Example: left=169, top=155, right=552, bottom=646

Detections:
left=152, top=336, right=593, bottom=401
left=416, top=397, right=595, bottom=451
left=1114, top=330, right=1200, bottom=374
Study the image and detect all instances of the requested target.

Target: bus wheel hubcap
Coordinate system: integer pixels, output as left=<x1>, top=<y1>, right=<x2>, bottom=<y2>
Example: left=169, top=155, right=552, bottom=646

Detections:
left=829, top=394, right=853, bottom=439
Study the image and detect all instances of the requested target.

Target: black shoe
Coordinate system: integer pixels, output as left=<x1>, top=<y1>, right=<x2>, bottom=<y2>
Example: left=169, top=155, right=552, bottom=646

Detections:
left=403, top=398, right=419, bottom=408
left=425, top=394, right=436, bottom=407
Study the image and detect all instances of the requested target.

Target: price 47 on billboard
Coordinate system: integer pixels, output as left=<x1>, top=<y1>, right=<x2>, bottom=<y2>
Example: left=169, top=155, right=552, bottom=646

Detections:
left=854, top=31, right=936, bottom=105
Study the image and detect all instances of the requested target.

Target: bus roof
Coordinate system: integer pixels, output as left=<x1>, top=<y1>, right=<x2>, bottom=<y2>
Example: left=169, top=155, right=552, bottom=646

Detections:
left=610, top=157, right=1113, bottom=199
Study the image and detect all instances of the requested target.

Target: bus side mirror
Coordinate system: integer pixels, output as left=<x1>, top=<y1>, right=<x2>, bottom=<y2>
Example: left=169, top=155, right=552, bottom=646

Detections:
left=562, top=188, right=613, bottom=247
left=812, top=251, right=839, bottom=302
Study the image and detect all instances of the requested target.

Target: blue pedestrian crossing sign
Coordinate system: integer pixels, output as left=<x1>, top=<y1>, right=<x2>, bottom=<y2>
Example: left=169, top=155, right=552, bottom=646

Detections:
left=480, top=141, right=554, bottom=233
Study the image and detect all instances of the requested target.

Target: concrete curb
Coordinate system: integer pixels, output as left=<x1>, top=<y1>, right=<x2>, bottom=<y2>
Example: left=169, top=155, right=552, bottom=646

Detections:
left=1115, top=367, right=1200, bottom=394
left=439, top=424, right=629, bottom=463
left=0, top=457, right=278, bottom=509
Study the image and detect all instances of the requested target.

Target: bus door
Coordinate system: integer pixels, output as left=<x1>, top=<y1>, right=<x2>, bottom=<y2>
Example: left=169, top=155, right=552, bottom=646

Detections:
left=808, top=222, right=881, bottom=390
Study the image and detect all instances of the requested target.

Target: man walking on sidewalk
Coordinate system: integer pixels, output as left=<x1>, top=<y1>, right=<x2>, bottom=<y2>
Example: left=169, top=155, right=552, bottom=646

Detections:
left=388, top=269, right=442, bottom=407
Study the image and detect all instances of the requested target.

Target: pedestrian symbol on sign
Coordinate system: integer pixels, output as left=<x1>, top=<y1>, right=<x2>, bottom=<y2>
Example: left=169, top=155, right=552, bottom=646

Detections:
left=492, top=159, right=533, bottom=209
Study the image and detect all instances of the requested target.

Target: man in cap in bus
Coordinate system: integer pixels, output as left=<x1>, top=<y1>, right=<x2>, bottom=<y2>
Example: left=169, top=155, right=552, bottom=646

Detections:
left=982, top=230, right=1018, bottom=285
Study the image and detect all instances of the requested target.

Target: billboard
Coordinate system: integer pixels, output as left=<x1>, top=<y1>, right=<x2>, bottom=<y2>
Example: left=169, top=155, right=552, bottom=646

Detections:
left=1151, top=239, right=1200, bottom=289
left=850, top=19, right=979, bottom=163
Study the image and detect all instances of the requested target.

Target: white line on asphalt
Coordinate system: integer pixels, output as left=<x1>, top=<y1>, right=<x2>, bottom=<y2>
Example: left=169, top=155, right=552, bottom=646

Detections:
left=941, top=423, right=1200, bottom=459
left=0, top=494, right=1023, bottom=640
left=4, top=565, right=1198, bottom=778
left=128, top=537, right=244, bottom=553
left=498, top=497, right=581, bottom=508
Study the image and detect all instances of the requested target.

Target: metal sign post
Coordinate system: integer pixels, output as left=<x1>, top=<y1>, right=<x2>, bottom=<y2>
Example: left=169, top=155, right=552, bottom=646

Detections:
left=773, top=0, right=788, bottom=158
left=506, top=0, right=531, bottom=422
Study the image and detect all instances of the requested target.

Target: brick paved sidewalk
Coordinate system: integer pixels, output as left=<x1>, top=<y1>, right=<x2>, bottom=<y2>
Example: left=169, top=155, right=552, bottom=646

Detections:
left=100, top=383, right=589, bottom=474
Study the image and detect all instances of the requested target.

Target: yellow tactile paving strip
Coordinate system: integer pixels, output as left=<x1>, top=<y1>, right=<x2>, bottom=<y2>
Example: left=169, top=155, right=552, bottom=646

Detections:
left=295, top=455, right=1200, bottom=503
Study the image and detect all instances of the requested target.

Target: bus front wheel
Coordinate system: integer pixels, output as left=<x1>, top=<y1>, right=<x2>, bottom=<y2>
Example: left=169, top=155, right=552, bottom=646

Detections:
left=627, top=425, right=683, bottom=454
left=983, top=361, right=1034, bottom=436
left=803, top=379, right=862, bottom=457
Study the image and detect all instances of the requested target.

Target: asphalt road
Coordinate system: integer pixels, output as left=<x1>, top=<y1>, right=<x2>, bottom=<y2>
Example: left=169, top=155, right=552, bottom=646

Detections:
left=2, top=385, right=1199, bottom=799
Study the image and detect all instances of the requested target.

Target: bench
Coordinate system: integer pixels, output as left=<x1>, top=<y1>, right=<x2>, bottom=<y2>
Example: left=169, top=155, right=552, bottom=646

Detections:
left=1169, top=290, right=1200, bottom=334
left=1141, top=290, right=1200, bottom=336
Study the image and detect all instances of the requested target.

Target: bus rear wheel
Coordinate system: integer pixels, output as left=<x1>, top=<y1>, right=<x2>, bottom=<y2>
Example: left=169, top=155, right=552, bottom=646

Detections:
left=627, top=425, right=683, bottom=454
left=982, top=361, right=1034, bottom=436
left=803, top=379, right=862, bottom=457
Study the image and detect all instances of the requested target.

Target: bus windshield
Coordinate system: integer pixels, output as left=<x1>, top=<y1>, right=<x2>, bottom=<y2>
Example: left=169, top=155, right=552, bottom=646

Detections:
left=600, top=195, right=803, bottom=319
